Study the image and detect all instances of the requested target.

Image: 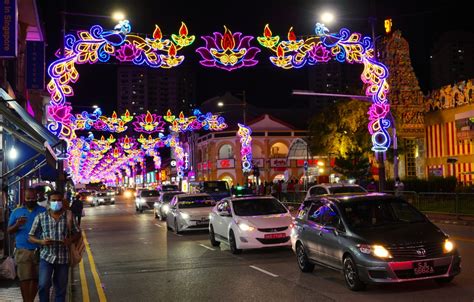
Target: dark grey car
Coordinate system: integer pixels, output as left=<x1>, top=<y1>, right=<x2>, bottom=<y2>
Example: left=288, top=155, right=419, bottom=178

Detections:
left=291, top=193, right=461, bottom=291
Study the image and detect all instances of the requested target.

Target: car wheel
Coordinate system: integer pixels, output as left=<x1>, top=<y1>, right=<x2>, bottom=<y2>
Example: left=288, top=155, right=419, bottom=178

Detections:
left=343, top=256, right=366, bottom=291
left=154, top=209, right=159, bottom=219
left=434, top=276, right=454, bottom=285
left=229, top=231, right=241, bottom=254
left=174, top=219, right=181, bottom=234
left=209, top=225, right=220, bottom=247
left=139, top=207, right=144, bottom=213
left=296, top=243, right=314, bottom=272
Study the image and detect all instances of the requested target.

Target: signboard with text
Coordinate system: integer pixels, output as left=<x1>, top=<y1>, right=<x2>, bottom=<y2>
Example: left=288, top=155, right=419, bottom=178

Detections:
left=217, top=159, right=235, bottom=169
left=270, top=158, right=288, bottom=168
left=0, top=0, right=17, bottom=58
left=26, top=41, right=45, bottom=89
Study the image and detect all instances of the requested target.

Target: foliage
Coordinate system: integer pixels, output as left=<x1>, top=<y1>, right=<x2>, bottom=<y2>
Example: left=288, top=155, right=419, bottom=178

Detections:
left=308, top=99, right=371, bottom=157
left=333, top=149, right=370, bottom=180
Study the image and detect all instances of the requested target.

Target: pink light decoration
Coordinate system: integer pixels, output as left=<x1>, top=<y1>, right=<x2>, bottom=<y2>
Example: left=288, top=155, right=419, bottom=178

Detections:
left=133, top=111, right=166, bottom=133
left=196, top=26, right=260, bottom=71
left=116, top=43, right=141, bottom=62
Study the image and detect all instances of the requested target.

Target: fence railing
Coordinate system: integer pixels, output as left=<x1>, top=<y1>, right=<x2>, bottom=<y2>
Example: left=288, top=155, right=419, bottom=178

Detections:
left=276, top=190, right=474, bottom=217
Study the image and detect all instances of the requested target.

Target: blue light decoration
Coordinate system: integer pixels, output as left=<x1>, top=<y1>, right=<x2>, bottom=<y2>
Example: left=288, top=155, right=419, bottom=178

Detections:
left=258, top=23, right=392, bottom=152
left=237, top=123, right=253, bottom=173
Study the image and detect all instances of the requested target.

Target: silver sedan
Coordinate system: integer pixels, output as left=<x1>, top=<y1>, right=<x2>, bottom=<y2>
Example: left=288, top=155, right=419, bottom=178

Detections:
left=166, top=193, right=216, bottom=234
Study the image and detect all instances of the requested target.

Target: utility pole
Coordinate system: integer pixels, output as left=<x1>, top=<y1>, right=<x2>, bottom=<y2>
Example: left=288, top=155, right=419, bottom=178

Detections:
left=242, top=90, right=246, bottom=125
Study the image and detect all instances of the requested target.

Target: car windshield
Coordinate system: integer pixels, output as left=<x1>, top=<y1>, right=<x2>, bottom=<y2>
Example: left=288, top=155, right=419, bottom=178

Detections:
left=328, top=186, right=366, bottom=194
left=232, top=198, right=287, bottom=216
left=178, top=196, right=215, bottom=208
left=203, top=181, right=228, bottom=192
left=97, top=192, right=107, bottom=197
left=341, top=198, right=427, bottom=229
left=162, top=193, right=180, bottom=202
left=141, top=190, right=159, bottom=197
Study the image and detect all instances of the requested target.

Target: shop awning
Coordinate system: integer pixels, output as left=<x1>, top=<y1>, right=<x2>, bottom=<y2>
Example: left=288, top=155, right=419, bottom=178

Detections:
left=0, top=88, right=66, bottom=184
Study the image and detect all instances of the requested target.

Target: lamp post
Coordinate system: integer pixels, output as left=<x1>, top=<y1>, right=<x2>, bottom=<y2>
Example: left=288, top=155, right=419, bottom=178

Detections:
left=217, top=91, right=247, bottom=124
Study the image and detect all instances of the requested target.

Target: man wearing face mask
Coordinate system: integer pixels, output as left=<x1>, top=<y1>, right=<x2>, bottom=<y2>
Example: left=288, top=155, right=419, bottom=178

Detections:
left=7, top=188, right=46, bottom=302
left=28, top=191, right=81, bottom=302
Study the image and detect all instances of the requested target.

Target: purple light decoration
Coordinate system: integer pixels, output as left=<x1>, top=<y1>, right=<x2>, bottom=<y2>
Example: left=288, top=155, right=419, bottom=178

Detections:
left=196, top=26, right=260, bottom=71
left=237, top=123, right=253, bottom=173
left=116, top=42, right=141, bottom=62
left=132, top=111, right=166, bottom=133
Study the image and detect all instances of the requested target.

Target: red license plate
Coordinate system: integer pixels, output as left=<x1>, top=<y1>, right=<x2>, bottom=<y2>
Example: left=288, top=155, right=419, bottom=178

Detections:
left=264, top=233, right=286, bottom=239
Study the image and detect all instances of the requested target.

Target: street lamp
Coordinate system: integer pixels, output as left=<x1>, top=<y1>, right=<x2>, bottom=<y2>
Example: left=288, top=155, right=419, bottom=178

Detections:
left=216, top=92, right=247, bottom=124
left=320, top=12, right=335, bottom=24
left=8, top=146, right=18, bottom=161
left=112, top=11, right=126, bottom=21
left=92, top=105, right=99, bottom=109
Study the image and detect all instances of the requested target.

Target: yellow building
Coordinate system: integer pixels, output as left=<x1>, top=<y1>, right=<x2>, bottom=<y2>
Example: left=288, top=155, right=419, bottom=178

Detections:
left=425, top=80, right=474, bottom=184
left=195, top=114, right=323, bottom=185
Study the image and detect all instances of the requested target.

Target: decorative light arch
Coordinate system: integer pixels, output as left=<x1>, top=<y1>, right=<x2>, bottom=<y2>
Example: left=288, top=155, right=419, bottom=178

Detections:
left=258, top=23, right=392, bottom=152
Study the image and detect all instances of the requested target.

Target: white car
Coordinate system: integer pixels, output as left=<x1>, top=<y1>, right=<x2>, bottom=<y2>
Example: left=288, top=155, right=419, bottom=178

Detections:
left=135, top=189, right=160, bottom=213
left=305, top=183, right=367, bottom=200
left=209, top=196, right=293, bottom=254
left=166, top=193, right=216, bottom=234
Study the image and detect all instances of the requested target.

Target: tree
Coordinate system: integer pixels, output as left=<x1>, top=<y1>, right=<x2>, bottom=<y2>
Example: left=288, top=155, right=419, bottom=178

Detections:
left=308, top=99, right=371, bottom=157
left=333, top=149, right=370, bottom=180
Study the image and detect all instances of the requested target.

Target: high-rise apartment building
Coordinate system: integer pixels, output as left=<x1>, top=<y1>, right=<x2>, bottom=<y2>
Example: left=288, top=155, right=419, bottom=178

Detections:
left=117, top=66, right=196, bottom=115
left=430, top=31, right=474, bottom=89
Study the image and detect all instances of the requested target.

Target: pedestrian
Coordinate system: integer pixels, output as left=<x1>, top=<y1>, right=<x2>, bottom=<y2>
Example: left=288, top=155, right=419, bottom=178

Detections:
left=367, top=179, right=377, bottom=192
left=28, top=191, right=81, bottom=302
left=36, top=189, right=49, bottom=209
left=7, top=188, right=46, bottom=302
left=394, top=177, right=404, bottom=197
left=70, top=195, right=83, bottom=226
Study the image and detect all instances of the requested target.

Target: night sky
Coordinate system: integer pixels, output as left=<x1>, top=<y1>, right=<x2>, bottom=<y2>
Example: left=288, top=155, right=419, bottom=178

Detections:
left=38, top=0, right=472, bottom=113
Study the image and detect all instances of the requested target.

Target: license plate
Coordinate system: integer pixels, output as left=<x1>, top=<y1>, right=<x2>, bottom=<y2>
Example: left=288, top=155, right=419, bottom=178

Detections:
left=413, top=261, right=434, bottom=275
left=264, top=233, right=286, bottom=239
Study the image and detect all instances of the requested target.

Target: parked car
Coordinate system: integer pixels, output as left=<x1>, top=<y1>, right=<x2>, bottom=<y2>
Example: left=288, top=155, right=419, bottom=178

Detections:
left=292, top=193, right=461, bottom=291
left=209, top=196, right=293, bottom=254
left=92, top=191, right=115, bottom=206
left=305, top=183, right=367, bottom=199
left=160, top=184, right=179, bottom=192
left=192, top=181, right=231, bottom=201
left=166, top=193, right=215, bottom=234
left=154, top=191, right=182, bottom=220
left=135, top=189, right=160, bottom=213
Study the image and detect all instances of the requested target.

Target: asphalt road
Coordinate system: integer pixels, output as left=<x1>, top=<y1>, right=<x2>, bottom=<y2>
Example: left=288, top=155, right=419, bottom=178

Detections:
left=72, top=197, right=474, bottom=302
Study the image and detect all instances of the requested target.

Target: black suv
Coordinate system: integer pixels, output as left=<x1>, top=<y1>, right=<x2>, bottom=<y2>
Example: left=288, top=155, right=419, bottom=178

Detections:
left=291, top=193, right=461, bottom=291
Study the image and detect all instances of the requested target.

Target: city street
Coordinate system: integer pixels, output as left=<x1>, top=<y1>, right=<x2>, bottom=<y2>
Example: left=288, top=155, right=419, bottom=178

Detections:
left=73, top=197, right=474, bottom=302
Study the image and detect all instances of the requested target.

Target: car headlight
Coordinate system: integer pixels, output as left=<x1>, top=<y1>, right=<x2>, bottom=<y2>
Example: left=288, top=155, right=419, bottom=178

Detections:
left=99, top=198, right=104, bottom=202
left=444, top=239, right=454, bottom=253
left=357, top=244, right=392, bottom=259
left=124, top=191, right=132, bottom=198
left=162, top=204, right=170, bottom=213
left=111, top=198, right=115, bottom=201
left=238, top=223, right=255, bottom=232
left=180, top=212, right=190, bottom=219
left=86, top=196, right=93, bottom=201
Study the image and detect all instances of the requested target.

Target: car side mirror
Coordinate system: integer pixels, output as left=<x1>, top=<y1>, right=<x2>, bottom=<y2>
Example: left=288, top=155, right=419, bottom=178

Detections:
left=219, top=210, right=232, bottom=217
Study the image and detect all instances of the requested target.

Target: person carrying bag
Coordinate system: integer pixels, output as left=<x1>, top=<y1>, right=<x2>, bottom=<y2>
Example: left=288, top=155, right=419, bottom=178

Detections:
left=66, top=211, right=85, bottom=267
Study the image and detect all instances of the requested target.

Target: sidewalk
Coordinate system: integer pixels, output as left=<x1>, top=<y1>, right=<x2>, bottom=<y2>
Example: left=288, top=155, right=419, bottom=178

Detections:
left=0, top=279, right=23, bottom=302
left=425, top=213, right=474, bottom=226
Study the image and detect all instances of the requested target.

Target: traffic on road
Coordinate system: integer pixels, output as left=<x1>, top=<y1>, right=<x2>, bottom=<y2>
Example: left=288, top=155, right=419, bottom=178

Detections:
left=71, top=184, right=474, bottom=302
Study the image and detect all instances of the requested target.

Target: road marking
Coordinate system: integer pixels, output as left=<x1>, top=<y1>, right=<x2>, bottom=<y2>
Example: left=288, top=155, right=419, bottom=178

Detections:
left=79, top=258, right=90, bottom=302
left=452, top=236, right=474, bottom=243
left=83, top=231, right=107, bottom=301
left=154, top=223, right=162, bottom=228
left=249, top=265, right=279, bottom=277
left=199, top=244, right=215, bottom=251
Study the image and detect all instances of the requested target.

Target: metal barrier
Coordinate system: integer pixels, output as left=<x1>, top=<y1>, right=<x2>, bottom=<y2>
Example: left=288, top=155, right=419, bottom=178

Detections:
left=277, top=190, right=474, bottom=217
